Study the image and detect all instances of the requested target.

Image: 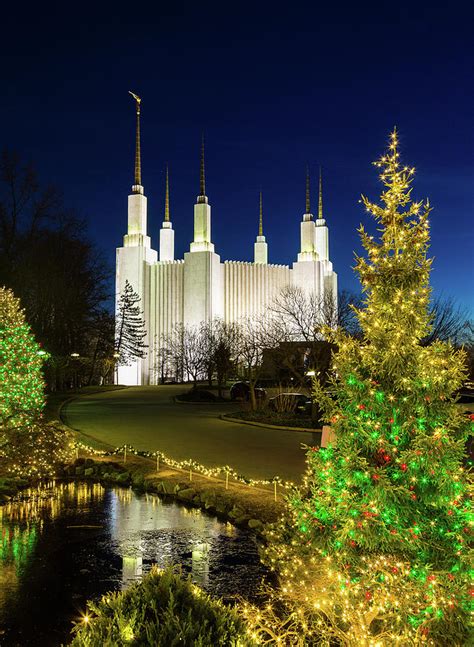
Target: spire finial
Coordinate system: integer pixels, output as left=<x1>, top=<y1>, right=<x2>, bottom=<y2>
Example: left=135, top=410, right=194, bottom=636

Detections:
left=259, top=191, right=263, bottom=236
left=129, top=91, right=142, bottom=189
left=318, top=165, right=323, bottom=219
left=200, top=133, right=206, bottom=197
left=164, top=165, right=170, bottom=222
left=305, top=165, right=311, bottom=214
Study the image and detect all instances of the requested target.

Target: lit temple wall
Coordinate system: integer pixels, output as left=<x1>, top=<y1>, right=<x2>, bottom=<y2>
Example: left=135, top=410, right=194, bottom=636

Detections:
left=223, top=261, right=290, bottom=321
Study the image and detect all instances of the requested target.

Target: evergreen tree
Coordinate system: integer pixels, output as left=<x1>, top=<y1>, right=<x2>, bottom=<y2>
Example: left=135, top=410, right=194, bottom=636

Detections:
left=0, top=286, right=73, bottom=475
left=115, top=280, right=148, bottom=366
left=0, top=286, right=45, bottom=427
left=261, top=132, right=472, bottom=645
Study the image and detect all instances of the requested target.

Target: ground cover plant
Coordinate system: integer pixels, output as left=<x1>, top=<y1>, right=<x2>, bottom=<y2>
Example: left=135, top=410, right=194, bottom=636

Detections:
left=68, top=566, right=254, bottom=646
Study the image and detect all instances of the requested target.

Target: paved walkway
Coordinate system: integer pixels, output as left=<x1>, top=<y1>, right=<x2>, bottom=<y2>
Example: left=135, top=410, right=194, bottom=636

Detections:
left=63, top=386, right=318, bottom=482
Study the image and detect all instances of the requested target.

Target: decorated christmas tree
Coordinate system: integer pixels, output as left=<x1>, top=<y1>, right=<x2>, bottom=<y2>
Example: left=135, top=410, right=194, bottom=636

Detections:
left=259, top=132, right=472, bottom=645
left=0, top=286, right=72, bottom=476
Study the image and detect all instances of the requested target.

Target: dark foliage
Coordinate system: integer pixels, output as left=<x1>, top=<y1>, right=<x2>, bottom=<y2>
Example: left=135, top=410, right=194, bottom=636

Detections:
left=0, top=150, right=110, bottom=389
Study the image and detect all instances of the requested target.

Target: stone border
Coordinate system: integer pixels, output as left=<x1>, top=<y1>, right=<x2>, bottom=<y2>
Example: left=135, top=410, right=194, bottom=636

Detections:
left=220, top=413, right=321, bottom=434
left=62, top=456, right=284, bottom=536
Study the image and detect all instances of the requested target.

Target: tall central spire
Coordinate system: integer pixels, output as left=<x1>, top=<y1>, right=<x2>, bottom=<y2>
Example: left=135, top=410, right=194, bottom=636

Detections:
left=128, top=91, right=142, bottom=191
left=164, top=165, right=170, bottom=221
left=259, top=191, right=263, bottom=236
left=199, top=134, right=206, bottom=199
left=191, top=133, right=213, bottom=251
left=305, top=165, right=311, bottom=214
left=318, top=166, right=324, bottom=219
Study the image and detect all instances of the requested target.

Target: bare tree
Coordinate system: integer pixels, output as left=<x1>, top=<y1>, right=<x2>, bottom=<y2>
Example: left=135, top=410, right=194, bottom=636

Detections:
left=422, top=296, right=472, bottom=346
left=85, top=310, right=116, bottom=385
left=266, top=287, right=361, bottom=390
left=199, top=320, right=218, bottom=387
left=0, top=150, right=109, bottom=391
left=271, top=286, right=360, bottom=339
left=151, top=333, right=174, bottom=384
left=167, top=323, right=207, bottom=389
left=210, top=319, right=240, bottom=398
left=235, top=316, right=270, bottom=410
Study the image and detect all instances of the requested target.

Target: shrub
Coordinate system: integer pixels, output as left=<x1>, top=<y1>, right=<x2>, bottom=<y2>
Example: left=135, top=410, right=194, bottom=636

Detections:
left=68, top=566, right=254, bottom=646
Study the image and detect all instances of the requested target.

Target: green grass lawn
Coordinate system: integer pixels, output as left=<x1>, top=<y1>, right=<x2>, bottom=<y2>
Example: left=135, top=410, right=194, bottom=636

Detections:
left=43, top=386, right=127, bottom=423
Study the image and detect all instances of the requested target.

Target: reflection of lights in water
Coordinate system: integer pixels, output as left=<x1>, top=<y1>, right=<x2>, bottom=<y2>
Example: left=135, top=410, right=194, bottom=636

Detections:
left=122, top=555, right=143, bottom=585
left=107, top=490, right=224, bottom=588
left=0, top=481, right=105, bottom=524
left=192, top=541, right=210, bottom=587
left=0, top=522, right=38, bottom=572
left=1, top=481, right=261, bottom=626
left=0, top=481, right=106, bottom=606
left=225, top=521, right=236, bottom=537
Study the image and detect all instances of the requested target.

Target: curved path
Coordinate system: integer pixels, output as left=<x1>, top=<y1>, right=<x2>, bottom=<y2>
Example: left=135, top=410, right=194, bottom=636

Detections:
left=63, top=386, right=318, bottom=482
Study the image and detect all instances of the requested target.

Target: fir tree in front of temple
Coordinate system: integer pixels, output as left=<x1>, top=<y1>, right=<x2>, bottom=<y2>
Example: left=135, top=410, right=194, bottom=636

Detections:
left=258, top=132, right=472, bottom=645
left=115, top=279, right=148, bottom=367
left=0, top=286, right=73, bottom=476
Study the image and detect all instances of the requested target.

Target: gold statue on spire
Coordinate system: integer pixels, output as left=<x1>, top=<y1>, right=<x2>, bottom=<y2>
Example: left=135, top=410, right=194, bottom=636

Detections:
left=129, top=91, right=142, bottom=188
left=128, top=91, right=141, bottom=113
left=259, top=191, right=263, bottom=237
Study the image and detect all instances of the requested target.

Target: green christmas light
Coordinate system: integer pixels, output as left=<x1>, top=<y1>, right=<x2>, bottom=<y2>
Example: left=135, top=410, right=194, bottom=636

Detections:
left=0, top=287, right=74, bottom=476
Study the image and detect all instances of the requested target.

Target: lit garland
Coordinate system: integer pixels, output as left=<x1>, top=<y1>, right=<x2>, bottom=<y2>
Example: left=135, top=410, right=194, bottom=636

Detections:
left=0, top=287, right=75, bottom=476
left=72, top=440, right=297, bottom=492
left=246, top=131, right=473, bottom=645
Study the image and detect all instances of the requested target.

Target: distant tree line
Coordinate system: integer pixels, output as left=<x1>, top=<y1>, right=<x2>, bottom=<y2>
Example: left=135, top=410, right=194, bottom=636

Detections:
left=152, top=285, right=473, bottom=409
left=152, top=287, right=362, bottom=408
left=0, top=150, right=114, bottom=390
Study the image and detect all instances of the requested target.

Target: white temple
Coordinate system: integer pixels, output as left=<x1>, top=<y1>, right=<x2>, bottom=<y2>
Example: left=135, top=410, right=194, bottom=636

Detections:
left=116, top=96, right=338, bottom=385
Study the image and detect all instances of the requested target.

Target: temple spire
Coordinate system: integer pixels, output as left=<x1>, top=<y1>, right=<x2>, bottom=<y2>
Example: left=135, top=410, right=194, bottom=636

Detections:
left=160, top=163, right=174, bottom=261
left=164, top=165, right=170, bottom=221
left=199, top=134, right=206, bottom=197
left=254, top=189, right=267, bottom=264
left=318, top=166, right=323, bottom=219
left=128, top=91, right=142, bottom=190
left=305, top=165, right=311, bottom=214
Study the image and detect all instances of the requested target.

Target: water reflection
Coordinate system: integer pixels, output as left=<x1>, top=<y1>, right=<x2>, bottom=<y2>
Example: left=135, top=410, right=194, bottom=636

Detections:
left=0, top=481, right=266, bottom=646
left=0, top=482, right=105, bottom=613
left=108, top=488, right=232, bottom=588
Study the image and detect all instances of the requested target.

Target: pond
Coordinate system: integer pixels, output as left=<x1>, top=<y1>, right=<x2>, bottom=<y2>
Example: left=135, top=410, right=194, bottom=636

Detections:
left=0, top=481, right=268, bottom=646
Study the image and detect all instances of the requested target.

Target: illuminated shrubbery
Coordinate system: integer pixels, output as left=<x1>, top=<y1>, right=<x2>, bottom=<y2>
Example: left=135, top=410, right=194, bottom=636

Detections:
left=0, top=287, right=73, bottom=476
left=69, top=566, right=254, bottom=646
left=243, top=133, right=472, bottom=646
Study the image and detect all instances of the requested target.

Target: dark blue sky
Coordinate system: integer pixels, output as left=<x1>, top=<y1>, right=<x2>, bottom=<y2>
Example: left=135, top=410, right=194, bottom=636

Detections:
left=2, top=2, right=473, bottom=312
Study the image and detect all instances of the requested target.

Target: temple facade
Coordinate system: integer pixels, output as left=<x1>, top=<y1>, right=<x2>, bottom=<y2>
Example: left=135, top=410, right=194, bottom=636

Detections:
left=116, top=97, right=337, bottom=385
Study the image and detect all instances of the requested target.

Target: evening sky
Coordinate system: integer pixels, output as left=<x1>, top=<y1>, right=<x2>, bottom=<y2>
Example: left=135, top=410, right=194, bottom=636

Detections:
left=1, top=2, right=473, bottom=312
